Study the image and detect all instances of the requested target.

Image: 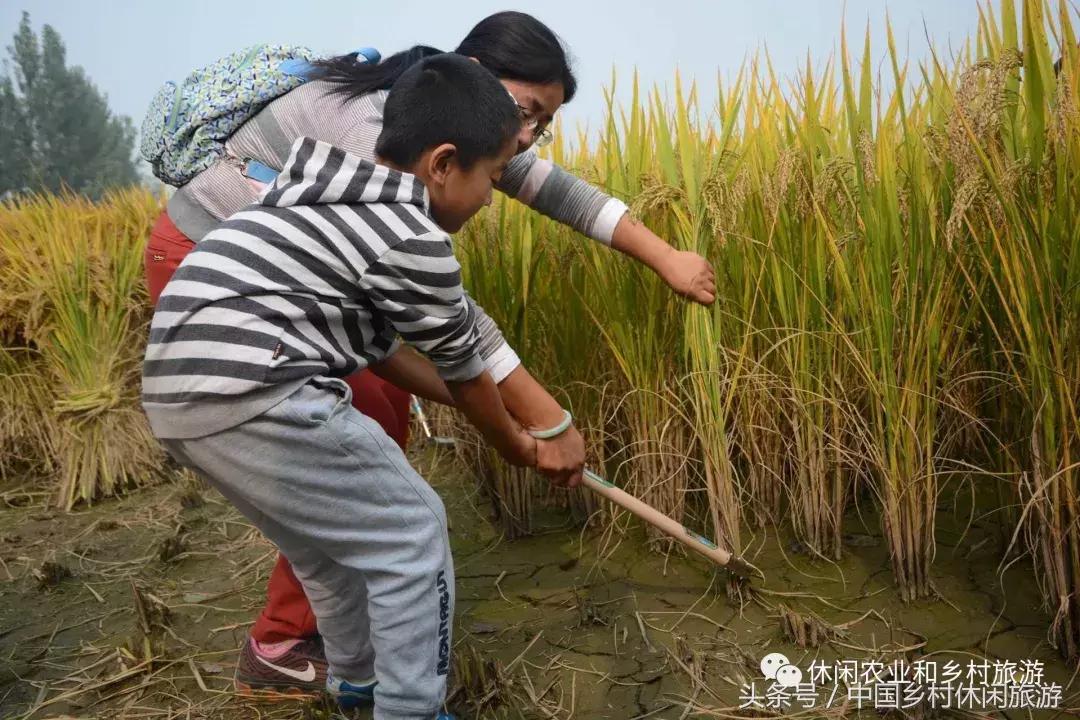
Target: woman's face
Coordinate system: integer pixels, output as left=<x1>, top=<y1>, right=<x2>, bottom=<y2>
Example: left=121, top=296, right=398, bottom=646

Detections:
left=500, top=79, right=565, bottom=153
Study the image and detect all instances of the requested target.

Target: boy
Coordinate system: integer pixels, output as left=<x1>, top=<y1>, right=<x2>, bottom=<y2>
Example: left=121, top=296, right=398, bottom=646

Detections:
left=142, top=54, right=576, bottom=720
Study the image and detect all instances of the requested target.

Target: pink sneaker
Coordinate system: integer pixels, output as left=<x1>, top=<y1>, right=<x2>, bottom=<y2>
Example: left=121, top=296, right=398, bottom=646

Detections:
left=234, top=636, right=327, bottom=699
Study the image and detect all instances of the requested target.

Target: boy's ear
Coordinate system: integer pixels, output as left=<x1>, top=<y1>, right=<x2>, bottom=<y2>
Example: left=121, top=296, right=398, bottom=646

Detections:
left=427, top=143, right=458, bottom=186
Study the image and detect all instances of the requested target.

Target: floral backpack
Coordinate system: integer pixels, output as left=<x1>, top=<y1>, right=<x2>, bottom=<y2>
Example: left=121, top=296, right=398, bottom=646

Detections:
left=139, top=45, right=380, bottom=186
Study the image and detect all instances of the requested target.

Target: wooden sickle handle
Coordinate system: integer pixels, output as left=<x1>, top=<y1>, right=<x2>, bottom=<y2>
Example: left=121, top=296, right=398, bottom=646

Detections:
left=581, top=469, right=759, bottom=579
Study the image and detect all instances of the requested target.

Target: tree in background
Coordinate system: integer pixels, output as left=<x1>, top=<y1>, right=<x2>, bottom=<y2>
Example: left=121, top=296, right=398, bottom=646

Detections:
left=0, top=11, right=138, bottom=199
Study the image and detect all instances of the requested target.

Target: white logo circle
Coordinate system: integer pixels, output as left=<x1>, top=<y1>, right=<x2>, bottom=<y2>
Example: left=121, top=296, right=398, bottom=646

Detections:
left=760, top=652, right=790, bottom=680
left=775, top=663, right=803, bottom=688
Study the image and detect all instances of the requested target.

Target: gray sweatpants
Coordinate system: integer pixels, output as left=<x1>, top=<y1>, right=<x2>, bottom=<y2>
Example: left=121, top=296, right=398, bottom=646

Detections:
left=163, top=377, right=454, bottom=720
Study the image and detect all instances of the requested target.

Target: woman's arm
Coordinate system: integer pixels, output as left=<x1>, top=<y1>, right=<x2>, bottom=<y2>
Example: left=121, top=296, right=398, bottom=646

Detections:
left=609, top=214, right=716, bottom=304
left=494, top=365, right=565, bottom=428
left=496, top=365, right=584, bottom=488
left=371, top=289, right=560, bottom=422
left=496, top=151, right=716, bottom=305
left=374, top=347, right=570, bottom=430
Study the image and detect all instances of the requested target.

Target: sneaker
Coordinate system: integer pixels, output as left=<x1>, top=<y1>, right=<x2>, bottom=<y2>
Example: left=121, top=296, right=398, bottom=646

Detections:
left=234, top=636, right=328, bottom=699
left=326, top=670, right=377, bottom=710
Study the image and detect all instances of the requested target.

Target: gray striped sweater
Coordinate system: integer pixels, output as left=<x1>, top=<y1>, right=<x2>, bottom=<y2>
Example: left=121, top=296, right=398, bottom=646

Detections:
left=171, top=83, right=628, bottom=245
left=143, top=138, right=495, bottom=439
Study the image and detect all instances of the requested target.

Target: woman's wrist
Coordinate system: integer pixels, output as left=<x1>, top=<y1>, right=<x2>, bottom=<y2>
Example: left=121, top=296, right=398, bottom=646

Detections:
left=498, top=366, right=569, bottom=428
left=526, top=409, right=573, bottom=439
left=610, top=213, right=676, bottom=275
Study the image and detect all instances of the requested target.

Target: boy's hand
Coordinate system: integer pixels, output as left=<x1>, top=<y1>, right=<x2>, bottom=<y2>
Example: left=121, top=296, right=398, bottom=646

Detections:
left=534, top=426, right=585, bottom=488
left=507, top=430, right=538, bottom=468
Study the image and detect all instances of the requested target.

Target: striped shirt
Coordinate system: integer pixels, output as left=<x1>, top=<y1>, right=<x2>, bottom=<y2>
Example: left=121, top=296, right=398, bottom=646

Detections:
left=143, top=138, right=494, bottom=439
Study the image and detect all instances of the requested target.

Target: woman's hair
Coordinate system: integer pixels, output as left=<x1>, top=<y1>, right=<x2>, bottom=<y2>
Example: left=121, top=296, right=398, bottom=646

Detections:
left=312, top=11, right=576, bottom=103
left=313, top=45, right=442, bottom=101
left=454, top=11, right=577, bottom=103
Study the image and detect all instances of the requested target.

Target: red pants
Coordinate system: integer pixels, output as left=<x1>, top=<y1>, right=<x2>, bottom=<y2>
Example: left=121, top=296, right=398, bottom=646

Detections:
left=145, top=210, right=411, bottom=642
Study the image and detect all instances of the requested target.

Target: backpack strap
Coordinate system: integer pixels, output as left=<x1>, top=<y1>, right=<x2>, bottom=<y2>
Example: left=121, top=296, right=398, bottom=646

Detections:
left=278, top=58, right=318, bottom=78
left=241, top=159, right=280, bottom=184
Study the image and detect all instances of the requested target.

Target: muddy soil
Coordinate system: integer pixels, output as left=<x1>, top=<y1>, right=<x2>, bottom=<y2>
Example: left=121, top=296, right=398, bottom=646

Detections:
left=2, top=446, right=1079, bottom=719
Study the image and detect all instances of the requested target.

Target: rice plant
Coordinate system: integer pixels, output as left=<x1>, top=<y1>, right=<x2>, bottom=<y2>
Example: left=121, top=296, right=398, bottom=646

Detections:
left=584, top=76, right=698, bottom=542
left=455, top=0, right=1080, bottom=630
left=0, top=190, right=165, bottom=507
left=954, top=0, right=1080, bottom=657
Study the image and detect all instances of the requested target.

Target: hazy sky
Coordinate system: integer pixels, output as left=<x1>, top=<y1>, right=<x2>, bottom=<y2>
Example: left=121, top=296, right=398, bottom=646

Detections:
left=0, top=1, right=1005, bottom=139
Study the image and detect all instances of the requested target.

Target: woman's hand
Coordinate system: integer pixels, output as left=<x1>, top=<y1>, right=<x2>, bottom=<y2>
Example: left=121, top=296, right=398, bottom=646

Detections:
left=534, top=425, right=585, bottom=488
left=657, top=248, right=716, bottom=305
left=489, top=366, right=583, bottom=486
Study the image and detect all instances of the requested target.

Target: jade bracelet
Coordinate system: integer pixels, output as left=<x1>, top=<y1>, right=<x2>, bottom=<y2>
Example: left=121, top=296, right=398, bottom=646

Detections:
left=526, top=409, right=573, bottom=439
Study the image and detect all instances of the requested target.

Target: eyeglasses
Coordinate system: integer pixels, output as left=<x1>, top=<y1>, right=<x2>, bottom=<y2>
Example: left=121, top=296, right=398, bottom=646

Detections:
left=516, top=104, right=554, bottom=148
left=506, top=90, right=554, bottom=148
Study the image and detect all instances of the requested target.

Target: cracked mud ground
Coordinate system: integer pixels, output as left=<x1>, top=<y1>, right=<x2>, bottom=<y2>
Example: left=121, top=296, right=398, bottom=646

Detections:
left=2, top=445, right=1079, bottom=719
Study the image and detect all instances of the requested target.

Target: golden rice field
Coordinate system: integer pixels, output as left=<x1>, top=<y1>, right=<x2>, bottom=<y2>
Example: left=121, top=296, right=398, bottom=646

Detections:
left=1, top=0, right=1078, bottom=666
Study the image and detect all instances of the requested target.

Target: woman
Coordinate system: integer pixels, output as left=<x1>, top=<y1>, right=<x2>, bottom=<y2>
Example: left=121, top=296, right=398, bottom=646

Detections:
left=143, top=11, right=715, bottom=698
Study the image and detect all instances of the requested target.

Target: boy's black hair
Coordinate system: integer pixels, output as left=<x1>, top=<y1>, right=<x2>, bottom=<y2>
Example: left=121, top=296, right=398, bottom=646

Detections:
left=375, top=53, right=520, bottom=169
